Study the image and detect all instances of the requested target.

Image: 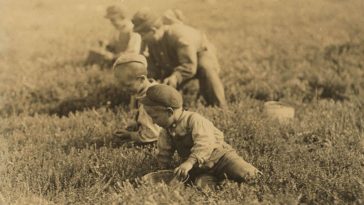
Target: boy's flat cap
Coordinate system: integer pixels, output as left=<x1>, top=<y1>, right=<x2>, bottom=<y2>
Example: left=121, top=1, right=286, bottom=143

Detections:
left=132, top=7, right=159, bottom=32
left=140, top=84, right=183, bottom=108
left=105, top=5, right=128, bottom=19
left=113, top=53, right=147, bottom=69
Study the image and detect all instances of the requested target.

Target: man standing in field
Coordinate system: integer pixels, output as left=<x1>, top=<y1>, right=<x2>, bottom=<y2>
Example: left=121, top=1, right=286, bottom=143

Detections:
left=131, top=8, right=227, bottom=108
left=85, top=5, right=142, bottom=68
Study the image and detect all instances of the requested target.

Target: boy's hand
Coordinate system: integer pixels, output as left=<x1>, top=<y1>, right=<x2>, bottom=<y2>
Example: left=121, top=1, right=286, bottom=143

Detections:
left=163, top=74, right=178, bottom=88
left=174, top=161, right=193, bottom=179
left=98, top=49, right=114, bottom=60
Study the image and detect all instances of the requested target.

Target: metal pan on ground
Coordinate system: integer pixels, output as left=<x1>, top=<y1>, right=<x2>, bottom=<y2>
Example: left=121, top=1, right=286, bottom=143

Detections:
left=142, top=170, right=187, bottom=185
left=264, top=101, right=295, bottom=124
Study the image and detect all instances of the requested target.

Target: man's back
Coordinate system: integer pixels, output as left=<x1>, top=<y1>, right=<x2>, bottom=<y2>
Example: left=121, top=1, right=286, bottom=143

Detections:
left=147, top=24, right=210, bottom=81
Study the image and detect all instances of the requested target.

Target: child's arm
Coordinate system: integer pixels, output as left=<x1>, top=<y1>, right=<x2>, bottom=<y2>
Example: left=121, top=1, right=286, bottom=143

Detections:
left=128, top=105, right=161, bottom=143
left=165, top=28, right=199, bottom=87
left=125, top=32, right=142, bottom=54
left=186, top=114, right=218, bottom=166
left=157, top=130, right=175, bottom=169
left=174, top=114, right=217, bottom=178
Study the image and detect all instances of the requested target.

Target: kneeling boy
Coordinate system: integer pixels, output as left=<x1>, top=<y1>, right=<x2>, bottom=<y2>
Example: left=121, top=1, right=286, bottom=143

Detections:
left=140, top=84, right=261, bottom=186
left=112, top=53, right=162, bottom=145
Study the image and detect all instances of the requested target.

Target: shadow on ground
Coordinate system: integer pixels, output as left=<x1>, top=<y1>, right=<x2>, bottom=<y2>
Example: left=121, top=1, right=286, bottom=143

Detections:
left=47, top=84, right=130, bottom=117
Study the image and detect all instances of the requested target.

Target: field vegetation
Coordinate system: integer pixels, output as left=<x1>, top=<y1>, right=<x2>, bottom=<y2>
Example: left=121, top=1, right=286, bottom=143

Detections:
left=0, top=0, right=364, bottom=204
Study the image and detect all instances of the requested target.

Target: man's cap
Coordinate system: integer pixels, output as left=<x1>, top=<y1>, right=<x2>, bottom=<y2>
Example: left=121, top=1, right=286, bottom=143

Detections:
left=140, top=84, right=183, bottom=108
left=105, top=5, right=128, bottom=19
left=113, top=53, right=147, bottom=69
left=132, top=7, right=160, bottom=32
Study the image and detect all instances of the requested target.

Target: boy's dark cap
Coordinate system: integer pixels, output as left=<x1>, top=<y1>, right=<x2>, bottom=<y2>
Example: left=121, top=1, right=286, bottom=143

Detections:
left=105, top=5, right=128, bottom=19
left=113, top=53, right=147, bottom=69
left=132, top=7, right=159, bottom=32
left=140, top=84, right=183, bottom=108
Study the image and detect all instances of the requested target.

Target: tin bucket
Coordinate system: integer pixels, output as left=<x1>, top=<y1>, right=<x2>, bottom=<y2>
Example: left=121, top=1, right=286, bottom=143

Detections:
left=142, top=170, right=179, bottom=185
left=142, top=170, right=189, bottom=186
left=264, top=101, right=295, bottom=123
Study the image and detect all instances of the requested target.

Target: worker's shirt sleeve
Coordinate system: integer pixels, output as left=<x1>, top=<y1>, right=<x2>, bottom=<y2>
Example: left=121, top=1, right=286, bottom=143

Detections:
left=170, top=29, right=199, bottom=85
left=157, top=129, right=175, bottom=168
left=187, top=114, right=217, bottom=165
left=130, top=105, right=161, bottom=143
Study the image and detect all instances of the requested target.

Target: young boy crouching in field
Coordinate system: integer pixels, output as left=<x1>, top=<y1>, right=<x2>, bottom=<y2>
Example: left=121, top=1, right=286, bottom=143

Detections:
left=112, top=53, right=162, bottom=146
left=140, top=84, right=261, bottom=187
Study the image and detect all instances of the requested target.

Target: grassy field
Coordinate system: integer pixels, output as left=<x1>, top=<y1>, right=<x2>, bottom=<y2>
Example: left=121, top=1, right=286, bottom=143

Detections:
left=1, top=0, right=364, bottom=204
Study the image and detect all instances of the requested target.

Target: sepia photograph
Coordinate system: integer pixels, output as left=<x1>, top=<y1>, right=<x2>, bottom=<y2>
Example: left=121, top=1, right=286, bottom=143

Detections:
left=0, top=0, right=363, bottom=204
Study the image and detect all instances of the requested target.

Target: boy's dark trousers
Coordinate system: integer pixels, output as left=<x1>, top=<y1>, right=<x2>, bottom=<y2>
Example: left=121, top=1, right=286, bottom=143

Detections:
left=188, top=151, right=260, bottom=185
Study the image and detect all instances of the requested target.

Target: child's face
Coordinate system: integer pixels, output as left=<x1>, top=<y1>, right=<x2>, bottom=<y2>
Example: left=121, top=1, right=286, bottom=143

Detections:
left=123, top=76, right=144, bottom=94
left=138, top=27, right=163, bottom=43
left=114, top=62, right=148, bottom=94
left=109, top=16, right=128, bottom=31
left=144, top=105, right=174, bottom=128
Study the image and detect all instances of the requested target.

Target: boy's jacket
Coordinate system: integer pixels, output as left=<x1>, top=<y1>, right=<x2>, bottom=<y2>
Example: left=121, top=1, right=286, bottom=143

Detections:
left=157, top=111, right=234, bottom=168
